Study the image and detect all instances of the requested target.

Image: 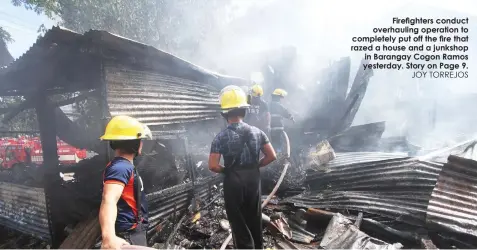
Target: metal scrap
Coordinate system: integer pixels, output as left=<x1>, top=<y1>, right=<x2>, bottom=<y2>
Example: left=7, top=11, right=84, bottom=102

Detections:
left=320, top=213, right=403, bottom=250
left=267, top=213, right=292, bottom=240
left=426, top=155, right=477, bottom=238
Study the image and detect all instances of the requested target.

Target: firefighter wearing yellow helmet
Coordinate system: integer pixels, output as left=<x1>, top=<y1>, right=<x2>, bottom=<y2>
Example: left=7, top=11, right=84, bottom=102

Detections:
left=270, top=88, right=294, bottom=153
left=244, top=84, right=271, bottom=135
left=99, top=115, right=151, bottom=248
left=210, top=85, right=277, bottom=249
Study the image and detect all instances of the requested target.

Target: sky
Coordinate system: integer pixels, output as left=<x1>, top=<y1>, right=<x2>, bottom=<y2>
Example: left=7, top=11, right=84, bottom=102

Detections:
left=0, top=1, right=56, bottom=59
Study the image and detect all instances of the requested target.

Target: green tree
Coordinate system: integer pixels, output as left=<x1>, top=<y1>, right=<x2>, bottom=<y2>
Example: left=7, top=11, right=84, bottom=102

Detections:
left=12, top=0, right=231, bottom=60
left=0, top=27, right=13, bottom=44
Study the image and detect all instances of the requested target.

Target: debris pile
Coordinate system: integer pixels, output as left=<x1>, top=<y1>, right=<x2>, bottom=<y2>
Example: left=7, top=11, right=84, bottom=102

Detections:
left=278, top=152, right=477, bottom=249
left=155, top=192, right=310, bottom=249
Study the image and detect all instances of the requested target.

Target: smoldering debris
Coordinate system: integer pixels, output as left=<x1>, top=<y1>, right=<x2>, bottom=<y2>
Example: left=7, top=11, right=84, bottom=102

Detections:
left=155, top=189, right=316, bottom=249
left=155, top=192, right=275, bottom=249
left=2, top=150, right=477, bottom=249
left=279, top=150, right=477, bottom=249
left=0, top=123, right=476, bottom=250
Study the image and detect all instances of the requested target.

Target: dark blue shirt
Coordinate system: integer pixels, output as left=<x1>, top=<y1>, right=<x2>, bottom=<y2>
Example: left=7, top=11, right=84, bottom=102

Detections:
left=245, top=97, right=269, bottom=129
left=103, top=157, right=148, bottom=232
left=210, top=122, right=269, bottom=167
left=270, top=101, right=293, bottom=129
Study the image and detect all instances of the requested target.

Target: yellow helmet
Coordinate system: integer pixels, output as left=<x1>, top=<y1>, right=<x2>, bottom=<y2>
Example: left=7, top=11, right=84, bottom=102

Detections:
left=272, top=88, right=288, bottom=97
left=250, top=84, right=264, bottom=97
left=100, top=115, right=152, bottom=141
left=219, top=85, right=250, bottom=112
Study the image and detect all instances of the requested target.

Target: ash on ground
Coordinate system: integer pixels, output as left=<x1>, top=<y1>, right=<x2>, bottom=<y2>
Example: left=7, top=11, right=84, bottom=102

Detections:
left=159, top=193, right=275, bottom=249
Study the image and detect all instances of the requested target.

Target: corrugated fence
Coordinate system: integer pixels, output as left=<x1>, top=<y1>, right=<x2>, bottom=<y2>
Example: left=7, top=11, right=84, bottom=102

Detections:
left=0, top=182, right=50, bottom=240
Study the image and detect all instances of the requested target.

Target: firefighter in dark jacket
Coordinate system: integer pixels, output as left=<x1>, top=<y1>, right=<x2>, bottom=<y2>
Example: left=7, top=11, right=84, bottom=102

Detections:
left=209, top=85, right=277, bottom=249
left=244, top=84, right=271, bottom=135
left=270, top=88, right=294, bottom=153
left=99, top=115, right=152, bottom=249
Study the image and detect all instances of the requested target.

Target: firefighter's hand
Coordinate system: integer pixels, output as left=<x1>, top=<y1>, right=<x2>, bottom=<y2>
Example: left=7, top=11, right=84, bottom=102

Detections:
left=101, top=235, right=129, bottom=250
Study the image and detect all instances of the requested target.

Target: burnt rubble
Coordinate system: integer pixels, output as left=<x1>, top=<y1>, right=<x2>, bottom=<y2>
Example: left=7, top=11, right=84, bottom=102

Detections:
left=3, top=146, right=475, bottom=249
left=70, top=146, right=472, bottom=249
left=141, top=142, right=476, bottom=249
left=0, top=27, right=476, bottom=249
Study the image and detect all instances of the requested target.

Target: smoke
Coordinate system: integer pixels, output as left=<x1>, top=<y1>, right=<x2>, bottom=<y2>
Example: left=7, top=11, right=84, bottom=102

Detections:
left=186, top=0, right=477, bottom=150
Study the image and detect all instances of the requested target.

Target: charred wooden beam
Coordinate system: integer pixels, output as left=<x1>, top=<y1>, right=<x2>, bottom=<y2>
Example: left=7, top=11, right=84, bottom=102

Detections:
left=36, top=94, right=64, bottom=248
left=59, top=213, right=100, bottom=249
left=1, top=91, right=97, bottom=123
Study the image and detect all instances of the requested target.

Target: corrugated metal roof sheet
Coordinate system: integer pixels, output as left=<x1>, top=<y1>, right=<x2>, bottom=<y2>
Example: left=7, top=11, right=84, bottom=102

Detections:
left=0, top=26, right=246, bottom=95
left=105, top=66, right=220, bottom=127
left=321, top=152, right=410, bottom=168
left=0, top=176, right=221, bottom=241
left=0, top=182, right=49, bottom=240
left=285, top=190, right=432, bottom=226
left=426, top=155, right=477, bottom=237
left=283, top=153, right=443, bottom=226
left=307, top=158, right=441, bottom=191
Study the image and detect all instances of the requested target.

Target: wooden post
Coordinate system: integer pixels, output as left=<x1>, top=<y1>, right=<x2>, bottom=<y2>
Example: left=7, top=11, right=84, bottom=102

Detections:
left=36, top=94, right=65, bottom=248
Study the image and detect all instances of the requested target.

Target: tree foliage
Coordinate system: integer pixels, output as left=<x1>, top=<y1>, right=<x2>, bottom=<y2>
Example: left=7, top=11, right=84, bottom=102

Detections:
left=12, top=0, right=231, bottom=60
left=0, top=27, right=13, bottom=44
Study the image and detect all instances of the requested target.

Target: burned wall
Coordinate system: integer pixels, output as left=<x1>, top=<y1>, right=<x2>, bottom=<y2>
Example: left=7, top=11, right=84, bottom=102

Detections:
left=104, top=66, right=221, bottom=131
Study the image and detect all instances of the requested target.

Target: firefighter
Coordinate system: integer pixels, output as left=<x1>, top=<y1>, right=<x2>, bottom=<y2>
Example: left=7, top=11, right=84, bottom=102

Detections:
left=270, top=88, right=294, bottom=153
left=99, top=115, right=152, bottom=249
left=209, top=85, right=277, bottom=249
left=244, top=84, right=271, bottom=135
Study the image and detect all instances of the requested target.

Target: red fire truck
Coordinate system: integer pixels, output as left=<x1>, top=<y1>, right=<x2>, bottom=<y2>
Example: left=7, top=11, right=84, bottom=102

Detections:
left=0, top=136, right=87, bottom=170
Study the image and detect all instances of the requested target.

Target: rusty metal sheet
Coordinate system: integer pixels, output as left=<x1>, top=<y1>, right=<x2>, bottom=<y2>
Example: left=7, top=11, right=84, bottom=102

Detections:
left=284, top=157, right=443, bottom=226
left=285, top=190, right=432, bottom=226
left=426, top=155, right=477, bottom=238
left=306, top=155, right=440, bottom=191
left=0, top=182, right=50, bottom=240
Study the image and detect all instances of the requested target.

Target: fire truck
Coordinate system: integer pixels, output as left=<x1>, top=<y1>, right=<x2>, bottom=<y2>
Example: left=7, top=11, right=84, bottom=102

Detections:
left=0, top=136, right=87, bottom=170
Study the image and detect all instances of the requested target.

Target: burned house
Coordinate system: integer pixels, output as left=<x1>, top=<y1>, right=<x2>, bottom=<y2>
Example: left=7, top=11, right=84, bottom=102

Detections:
left=0, top=26, right=245, bottom=247
left=1, top=26, right=476, bottom=250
